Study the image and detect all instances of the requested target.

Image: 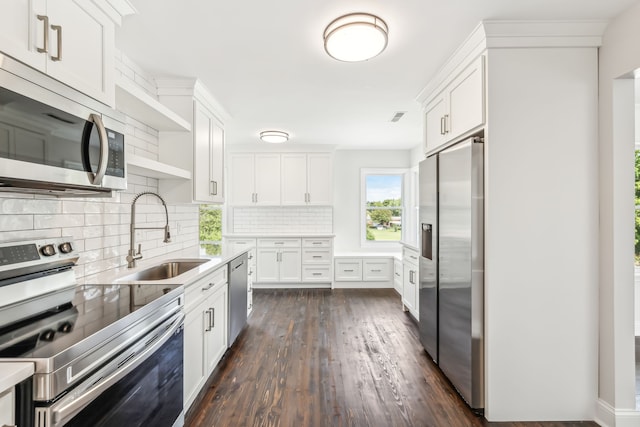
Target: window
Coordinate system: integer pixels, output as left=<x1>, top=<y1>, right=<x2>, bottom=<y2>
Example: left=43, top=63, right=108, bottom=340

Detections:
left=361, top=169, right=405, bottom=245
left=199, top=205, right=222, bottom=256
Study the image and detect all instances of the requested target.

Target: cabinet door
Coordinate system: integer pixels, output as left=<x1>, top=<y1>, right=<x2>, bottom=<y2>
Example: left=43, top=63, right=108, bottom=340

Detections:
left=228, top=154, right=256, bottom=205
left=306, top=153, right=332, bottom=205
left=184, top=299, right=207, bottom=410
left=46, top=0, right=114, bottom=104
left=193, top=100, right=214, bottom=202
left=363, top=259, right=392, bottom=281
left=0, top=0, right=46, bottom=71
left=280, top=153, right=307, bottom=205
left=424, top=94, right=447, bottom=153
left=209, top=119, right=225, bottom=203
left=402, top=263, right=416, bottom=312
left=447, top=55, right=485, bottom=140
left=0, top=386, right=14, bottom=427
left=279, top=248, right=302, bottom=282
left=254, top=154, right=281, bottom=205
left=204, top=286, right=228, bottom=375
left=256, top=248, right=279, bottom=282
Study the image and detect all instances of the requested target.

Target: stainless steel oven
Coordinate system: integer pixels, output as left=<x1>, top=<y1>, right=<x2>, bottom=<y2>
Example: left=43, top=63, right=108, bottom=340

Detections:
left=0, top=238, right=184, bottom=427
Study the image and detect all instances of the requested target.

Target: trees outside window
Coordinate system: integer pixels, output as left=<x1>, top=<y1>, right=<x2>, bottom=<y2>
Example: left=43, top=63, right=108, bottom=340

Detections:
left=200, top=205, right=222, bottom=256
left=362, top=172, right=404, bottom=244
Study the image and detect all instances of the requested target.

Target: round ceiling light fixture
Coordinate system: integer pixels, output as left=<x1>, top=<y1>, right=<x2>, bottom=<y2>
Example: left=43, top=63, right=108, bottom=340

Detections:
left=323, top=12, right=388, bottom=62
left=259, top=130, right=289, bottom=143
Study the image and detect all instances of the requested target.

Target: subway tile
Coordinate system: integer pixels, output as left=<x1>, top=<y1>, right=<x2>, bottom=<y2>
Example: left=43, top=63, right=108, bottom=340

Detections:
left=1, top=199, right=61, bottom=214
left=34, top=214, right=83, bottom=229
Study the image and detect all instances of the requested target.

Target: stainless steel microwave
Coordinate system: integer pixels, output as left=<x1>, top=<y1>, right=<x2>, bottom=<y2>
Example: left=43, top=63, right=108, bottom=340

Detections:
left=0, top=85, right=126, bottom=197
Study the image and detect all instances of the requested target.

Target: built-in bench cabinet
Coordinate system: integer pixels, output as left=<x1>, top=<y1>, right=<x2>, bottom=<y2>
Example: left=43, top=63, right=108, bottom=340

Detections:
left=0, top=0, right=125, bottom=106
left=402, top=246, right=419, bottom=319
left=227, top=152, right=333, bottom=206
left=334, top=256, right=394, bottom=288
left=183, top=265, right=228, bottom=411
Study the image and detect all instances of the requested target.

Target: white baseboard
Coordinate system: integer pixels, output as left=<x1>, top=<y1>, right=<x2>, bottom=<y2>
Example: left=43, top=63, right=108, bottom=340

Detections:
left=595, top=399, right=640, bottom=427
left=332, top=281, right=394, bottom=289
left=252, top=283, right=332, bottom=289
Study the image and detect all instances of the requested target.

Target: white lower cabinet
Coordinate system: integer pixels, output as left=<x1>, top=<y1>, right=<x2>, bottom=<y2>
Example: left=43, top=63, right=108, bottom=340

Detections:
left=0, top=386, right=14, bottom=427
left=393, top=258, right=403, bottom=294
left=334, top=256, right=394, bottom=288
left=402, top=247, right=419, bottom=319
left=183, top=267, right=228, bottom=411
left=256, top=241, right=302, bottom=283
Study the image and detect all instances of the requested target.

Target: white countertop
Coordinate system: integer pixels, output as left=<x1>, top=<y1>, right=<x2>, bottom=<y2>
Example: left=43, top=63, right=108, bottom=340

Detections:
left=81, top=246, right=250, bottom=287
left=224, top=233, right=335, bottom=238
left=334, top=251, right=401, bottom=258
left=0, top=362, right=34, bottom=391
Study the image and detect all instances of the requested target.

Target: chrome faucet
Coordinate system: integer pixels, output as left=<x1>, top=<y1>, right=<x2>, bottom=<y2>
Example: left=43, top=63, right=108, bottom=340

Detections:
left=126, top=191, right=171, bottom=268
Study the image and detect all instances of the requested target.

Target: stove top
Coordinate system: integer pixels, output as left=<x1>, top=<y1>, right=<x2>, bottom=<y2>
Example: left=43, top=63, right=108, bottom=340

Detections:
left=0, top=282, right=181, bottom=361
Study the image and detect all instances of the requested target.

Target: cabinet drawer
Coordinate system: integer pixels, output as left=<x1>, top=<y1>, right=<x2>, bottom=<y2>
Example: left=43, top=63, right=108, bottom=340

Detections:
left=334, top=258, right=362, bottom=281
left=185, top=266, right=227, bottom=312
left=257, top=238, right=301, bottom=248
left=302, top=266, right=332, bottom=282
left=302, top=248, right=332, bottom=264
left=302, top=238, right=332, bottom=248
left=403, top=247, right=419, bottom=265
left=362, top=259, right=393, bottom=281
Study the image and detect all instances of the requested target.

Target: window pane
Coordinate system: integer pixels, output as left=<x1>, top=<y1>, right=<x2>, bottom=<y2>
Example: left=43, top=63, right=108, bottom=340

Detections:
left=365, top=174, right=402, bottom=242
left=199, top=205, right=222, bottom=256
left=366, top=175, right=402, bottom=207
left=366, top=209, right=402, bottom=241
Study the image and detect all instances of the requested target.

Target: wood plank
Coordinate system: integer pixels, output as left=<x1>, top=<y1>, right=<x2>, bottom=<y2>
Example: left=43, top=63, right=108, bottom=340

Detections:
left=187, top=289, right=598, bottom=427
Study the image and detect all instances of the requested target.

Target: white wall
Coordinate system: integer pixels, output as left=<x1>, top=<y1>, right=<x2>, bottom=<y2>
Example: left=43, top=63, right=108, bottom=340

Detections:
left=0, top=52, right=200, bottom=280
left=332, top=150, right=411, bottom=254
left=598, top=2, right=640, bottom=425
left=484, top=47, right=599, bottom=421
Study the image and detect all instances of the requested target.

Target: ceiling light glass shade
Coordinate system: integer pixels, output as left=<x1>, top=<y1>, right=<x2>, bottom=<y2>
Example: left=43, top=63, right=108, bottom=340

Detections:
left=259, top=130, right=289, bottom=143
left=324, top=13, right=388, bottom=62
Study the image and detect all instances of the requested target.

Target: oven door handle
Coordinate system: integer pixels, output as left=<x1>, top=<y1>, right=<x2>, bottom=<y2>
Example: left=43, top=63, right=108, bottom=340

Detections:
left=51, top=312, right=184, bottom=426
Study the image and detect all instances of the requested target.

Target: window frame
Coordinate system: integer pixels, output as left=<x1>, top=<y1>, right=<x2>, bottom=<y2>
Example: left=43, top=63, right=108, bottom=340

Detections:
left=360, top=168, right=407, bottom=248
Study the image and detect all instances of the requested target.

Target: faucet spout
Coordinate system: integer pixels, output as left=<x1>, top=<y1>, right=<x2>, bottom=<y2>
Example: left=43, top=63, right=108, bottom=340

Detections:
left=127, top=191, right=171, bottom=268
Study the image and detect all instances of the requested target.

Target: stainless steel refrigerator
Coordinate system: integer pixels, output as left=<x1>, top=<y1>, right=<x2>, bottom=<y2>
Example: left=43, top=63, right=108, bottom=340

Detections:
left=418, top=136, right=484, bottom=409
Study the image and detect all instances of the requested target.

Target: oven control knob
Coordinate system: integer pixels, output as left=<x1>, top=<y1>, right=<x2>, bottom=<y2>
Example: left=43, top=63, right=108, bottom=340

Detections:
left=40, top=329, right=55, bottom=341
left=58, top=322, right=73, bottom=333
left=59, top=242, right=73, bottom=254
left=40, top=244, right=57, bottom=257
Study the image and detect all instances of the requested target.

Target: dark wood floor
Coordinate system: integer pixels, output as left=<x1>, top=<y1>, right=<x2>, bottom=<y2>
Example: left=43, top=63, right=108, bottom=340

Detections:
left=187, top=289, right=597, bottom=427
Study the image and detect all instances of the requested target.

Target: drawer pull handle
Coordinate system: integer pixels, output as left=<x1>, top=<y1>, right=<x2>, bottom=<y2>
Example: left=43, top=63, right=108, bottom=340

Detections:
left=312, top=273, right=322, bottom=276
left=312, top=255, right=322, bottom=259
left=344, top=269, right=354, bottom=272
left=201, top=282, right=214, bottom=291
left=312, top=242, right=322, bottom=245
left=371, top=269, right=382, bottom=272
left=274, top=242, right=284, bottom=245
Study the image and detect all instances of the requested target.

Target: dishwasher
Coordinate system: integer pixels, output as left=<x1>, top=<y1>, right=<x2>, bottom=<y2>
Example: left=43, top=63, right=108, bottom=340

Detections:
left=228, top=253, right=248, bottom=346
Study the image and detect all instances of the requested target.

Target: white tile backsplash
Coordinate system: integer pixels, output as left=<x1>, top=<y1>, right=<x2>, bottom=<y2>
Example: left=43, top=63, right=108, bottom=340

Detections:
left=232, top=206, right=333, bottom=234
left=0, top=54, right=200, bottom=280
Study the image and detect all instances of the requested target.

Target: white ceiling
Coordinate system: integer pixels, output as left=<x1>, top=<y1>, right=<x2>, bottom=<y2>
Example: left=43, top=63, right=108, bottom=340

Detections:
left=116, top=0, right=638, bottom=150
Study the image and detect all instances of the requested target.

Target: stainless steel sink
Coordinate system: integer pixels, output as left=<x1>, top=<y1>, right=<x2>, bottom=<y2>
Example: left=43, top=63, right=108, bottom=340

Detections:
left=118, top=259, right=208, bottom=281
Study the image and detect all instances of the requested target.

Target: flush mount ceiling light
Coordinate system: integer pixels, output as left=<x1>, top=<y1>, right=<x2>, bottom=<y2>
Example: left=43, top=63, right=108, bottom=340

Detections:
left=323, top=12, right=388, bottom=62
left=259, top=130, right=289, bottom=143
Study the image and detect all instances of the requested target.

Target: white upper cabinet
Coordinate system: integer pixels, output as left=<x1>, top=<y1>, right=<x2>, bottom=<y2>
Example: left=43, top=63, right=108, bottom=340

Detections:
left=228, top=153, right=280, bottom=206
left=281, top=153, right=332, bottom=205
left=158, top=79, right=229, bottom=204
left=305, top=153, right=333, bottom=205
left=237, top=152, right=332, bottom=206
left=0, top=0, right=116, bottom=105
left=422, top=55, right=485, bottom=153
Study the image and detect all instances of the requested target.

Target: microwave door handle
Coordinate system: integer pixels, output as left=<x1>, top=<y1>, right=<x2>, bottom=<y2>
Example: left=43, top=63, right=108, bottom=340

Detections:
left=88, top=113, right=109, bottom=185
